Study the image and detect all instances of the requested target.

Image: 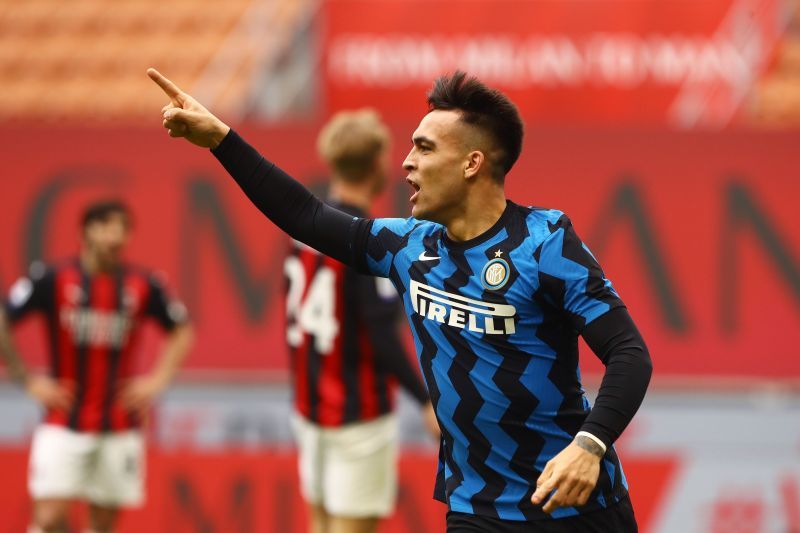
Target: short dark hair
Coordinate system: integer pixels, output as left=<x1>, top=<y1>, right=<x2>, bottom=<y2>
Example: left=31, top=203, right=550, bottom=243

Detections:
left=81, top=199, right=131, bottom=230
left=427, top=71, right=524, bottom=179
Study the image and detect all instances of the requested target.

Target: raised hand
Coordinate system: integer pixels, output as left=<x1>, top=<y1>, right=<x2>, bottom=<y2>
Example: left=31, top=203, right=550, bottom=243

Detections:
left=147, top=68, right=230, bottom=149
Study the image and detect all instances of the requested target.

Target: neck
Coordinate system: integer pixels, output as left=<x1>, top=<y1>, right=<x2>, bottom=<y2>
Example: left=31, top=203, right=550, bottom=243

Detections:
left=80, top=249, right=115, bottom=275
left=444, top=187, right=507, bottom=242
left=329, top=176, right=374, bottom=211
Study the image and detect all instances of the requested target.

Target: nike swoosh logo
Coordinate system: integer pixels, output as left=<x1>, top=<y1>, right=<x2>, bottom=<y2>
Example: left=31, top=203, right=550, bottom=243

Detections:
left=418, top=252, right=441, bottom=261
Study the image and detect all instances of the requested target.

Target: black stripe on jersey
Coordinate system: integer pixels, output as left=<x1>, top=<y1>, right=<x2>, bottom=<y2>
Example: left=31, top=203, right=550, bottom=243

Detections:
left=367, top=223, right=423, bottom=267
left=68, top=269, right=92, bottom=430
left=305, top=253, right=327, bottom=423
left=595, top=448, right=623, bottom=508
left=535, top=216, right=611, bottom=438
left=385, top=224, right=423, bottom=299
left=533, top=272, right=608, bottom=512
left=546, top=215, right=621, bottom=330
left=476, top=208, right=547, bottom=520
left=341, top=268, right=361, bottom=423
left=533, top=218, right=624, bottom=510
left=46, top=271, right=60, bottom=380
left=536, top=273, right=596, bottom=454
left=409, top=231, right=464, bottom=503
left=532, top=271, right=598, bottom=514
left=443, top=248, right=505, bottom=518
left=101, top=270, right=125, bottom=432
left=532, top=272, right=586, bottom=433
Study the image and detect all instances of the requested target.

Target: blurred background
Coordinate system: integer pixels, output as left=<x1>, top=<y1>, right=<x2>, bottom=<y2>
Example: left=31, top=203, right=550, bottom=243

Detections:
left=1, top=0, right=799, bottom=531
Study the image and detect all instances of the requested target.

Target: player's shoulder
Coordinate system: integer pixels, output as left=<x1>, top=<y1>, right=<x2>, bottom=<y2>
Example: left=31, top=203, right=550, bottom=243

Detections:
left=370, top=216, right=441, bottom=240
left=517, top=205, right=572, bottom=245
left=27, top=257, right=76, bottom=281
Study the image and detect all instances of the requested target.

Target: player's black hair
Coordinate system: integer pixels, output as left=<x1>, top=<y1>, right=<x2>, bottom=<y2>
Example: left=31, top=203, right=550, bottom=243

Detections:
left=427, top=71, right=524, bottom=180
left=81, top=199, right=131, bottom=230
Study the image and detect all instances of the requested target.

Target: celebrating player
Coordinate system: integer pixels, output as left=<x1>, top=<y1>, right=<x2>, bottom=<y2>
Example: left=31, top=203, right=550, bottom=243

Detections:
left=149, top=68, right=652, bottom=532
left=0, top=200, right=193, bottom=533
left=287, top=109, right=438, bottom=533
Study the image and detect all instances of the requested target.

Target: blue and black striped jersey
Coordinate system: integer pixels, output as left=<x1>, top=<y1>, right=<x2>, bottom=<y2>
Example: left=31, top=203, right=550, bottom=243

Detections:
left=365, top=201, right=628, bottom=521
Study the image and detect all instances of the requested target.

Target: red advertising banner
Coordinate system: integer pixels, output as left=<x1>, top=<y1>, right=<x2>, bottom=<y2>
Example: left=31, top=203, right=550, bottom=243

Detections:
left=0, top=447, right=676, bottom=533
left=320, top=0, right=789, bottom=128
left=0, top=125, right=799, bottom=381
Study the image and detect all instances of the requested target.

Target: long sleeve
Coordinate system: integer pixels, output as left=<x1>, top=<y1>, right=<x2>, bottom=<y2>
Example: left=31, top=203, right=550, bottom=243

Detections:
left=534, top=213, right=651, bottom=448
left=579, top=307, right=653, bottom=449
left=211, top=130, right=373, bottom=270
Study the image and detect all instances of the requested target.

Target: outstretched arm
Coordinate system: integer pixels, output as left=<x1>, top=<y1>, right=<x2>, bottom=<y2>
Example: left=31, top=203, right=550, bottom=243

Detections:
left=147, top=69, right=370, bottom=269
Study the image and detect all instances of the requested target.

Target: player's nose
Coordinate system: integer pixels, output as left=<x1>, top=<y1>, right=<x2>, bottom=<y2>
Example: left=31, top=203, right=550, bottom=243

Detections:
left=402, top=151, right=416, bottom=172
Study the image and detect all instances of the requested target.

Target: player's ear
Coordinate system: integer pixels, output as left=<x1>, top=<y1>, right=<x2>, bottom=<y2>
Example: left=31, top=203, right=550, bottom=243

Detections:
left=464, top=150, right=484, bottom=180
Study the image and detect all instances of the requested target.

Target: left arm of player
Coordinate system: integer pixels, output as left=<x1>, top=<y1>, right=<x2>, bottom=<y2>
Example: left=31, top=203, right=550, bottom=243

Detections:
left=531, top=215, right=652, bottom=512
left=120, top=277, right=194, bottom=415
left=531, top=308, right=651, bottom=512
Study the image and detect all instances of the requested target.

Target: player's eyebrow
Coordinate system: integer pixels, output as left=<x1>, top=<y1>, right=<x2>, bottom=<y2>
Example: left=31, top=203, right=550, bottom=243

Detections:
left=412, top=135, right=436, bottom=148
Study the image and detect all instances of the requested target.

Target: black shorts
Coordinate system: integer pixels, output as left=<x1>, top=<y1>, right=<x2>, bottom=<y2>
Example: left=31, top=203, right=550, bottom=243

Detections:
left=445, top=496, right=638, bottom=533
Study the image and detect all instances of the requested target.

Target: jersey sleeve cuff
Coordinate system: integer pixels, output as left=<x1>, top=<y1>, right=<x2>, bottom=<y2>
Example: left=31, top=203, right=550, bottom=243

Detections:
left=210, top=128, right=238, bottom=157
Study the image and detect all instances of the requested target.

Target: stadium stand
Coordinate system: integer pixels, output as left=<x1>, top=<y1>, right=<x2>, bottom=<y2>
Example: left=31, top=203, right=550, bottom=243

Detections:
left=0, top=0, right=315, bottom=121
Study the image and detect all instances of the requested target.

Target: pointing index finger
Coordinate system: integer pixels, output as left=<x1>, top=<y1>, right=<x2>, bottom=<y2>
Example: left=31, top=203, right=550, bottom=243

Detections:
left=147, top=68, right=184, bottom=103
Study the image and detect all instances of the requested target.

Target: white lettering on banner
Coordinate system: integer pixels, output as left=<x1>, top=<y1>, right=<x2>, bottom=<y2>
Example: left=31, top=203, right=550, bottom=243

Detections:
left=328, top=34, right=749, bottom=89
left=410, top=280, right=516, bottom=335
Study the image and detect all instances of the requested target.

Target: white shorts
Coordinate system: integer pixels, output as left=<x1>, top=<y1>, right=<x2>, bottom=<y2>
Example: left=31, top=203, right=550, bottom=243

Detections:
left=291, top=412, right=398, bottom=518
left=28, top=424, right=145, bottom=507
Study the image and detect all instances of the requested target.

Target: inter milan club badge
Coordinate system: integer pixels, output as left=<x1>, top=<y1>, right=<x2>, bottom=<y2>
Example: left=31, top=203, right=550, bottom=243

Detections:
left=481, top=250, right=510, bottom=290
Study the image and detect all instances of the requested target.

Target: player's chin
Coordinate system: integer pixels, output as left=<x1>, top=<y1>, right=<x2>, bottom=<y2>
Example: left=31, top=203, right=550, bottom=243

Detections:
left=411, top=200, right=431, bottom=220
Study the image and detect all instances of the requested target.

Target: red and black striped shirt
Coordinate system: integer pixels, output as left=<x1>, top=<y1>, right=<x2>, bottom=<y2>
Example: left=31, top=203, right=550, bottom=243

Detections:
left=4, top=259, right=187, bottom=432
left=285, top=203, right=428, bottom=427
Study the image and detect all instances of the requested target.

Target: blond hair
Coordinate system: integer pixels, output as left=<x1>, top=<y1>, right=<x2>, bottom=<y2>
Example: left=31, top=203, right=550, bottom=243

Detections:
left=317, top=109, right=390, bottom=183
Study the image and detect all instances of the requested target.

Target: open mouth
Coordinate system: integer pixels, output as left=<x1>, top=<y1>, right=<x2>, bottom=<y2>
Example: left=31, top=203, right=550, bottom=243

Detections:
left=407, top=177, right=420, bottom=202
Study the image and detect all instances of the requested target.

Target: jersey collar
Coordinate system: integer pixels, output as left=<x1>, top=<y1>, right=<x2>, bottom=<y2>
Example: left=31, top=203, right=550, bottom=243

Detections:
left=440, top=200, right=515, bottom=251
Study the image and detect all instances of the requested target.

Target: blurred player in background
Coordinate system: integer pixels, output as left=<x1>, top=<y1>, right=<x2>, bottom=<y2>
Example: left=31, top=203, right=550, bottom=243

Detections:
left=149, top=68, right=652, bottom=532
left=287, top=109, right=438, bottom=533
left=0, top=200, right=193, bottom=533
